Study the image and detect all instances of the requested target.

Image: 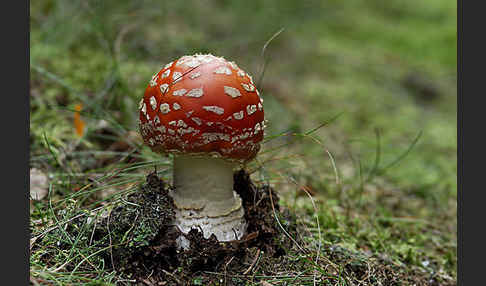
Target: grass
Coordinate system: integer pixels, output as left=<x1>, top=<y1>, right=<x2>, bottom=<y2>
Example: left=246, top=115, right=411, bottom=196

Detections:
left=30, top=0, right=456, bottom=285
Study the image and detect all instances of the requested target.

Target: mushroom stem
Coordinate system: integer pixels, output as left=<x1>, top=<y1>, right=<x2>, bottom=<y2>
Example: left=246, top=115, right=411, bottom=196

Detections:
left=170, top=155, right=246, bottom=245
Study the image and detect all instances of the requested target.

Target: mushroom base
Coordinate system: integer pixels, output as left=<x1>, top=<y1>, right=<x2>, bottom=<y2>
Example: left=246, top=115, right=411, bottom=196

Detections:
left=174, top=203, right=247, bottom=249
left=170, top=155, right=247, bottom=248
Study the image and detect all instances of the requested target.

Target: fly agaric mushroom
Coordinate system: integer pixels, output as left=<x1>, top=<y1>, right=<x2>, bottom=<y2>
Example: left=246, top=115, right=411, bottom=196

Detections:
left=138, top=54, right=265, bottom=246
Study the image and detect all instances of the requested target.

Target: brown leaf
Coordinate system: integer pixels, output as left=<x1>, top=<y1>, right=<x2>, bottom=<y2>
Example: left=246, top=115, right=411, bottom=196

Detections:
left=74, top=103, right=86, bottom=137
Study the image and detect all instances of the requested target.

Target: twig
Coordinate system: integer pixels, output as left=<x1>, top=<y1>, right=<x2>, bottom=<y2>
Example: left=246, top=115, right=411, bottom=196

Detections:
left=225, top=256, right=235, bottom=269
left=141, top=278, right=153, bottom=286
left=147, top=269, right=155, bottom=279
left=243, top=249, right=261, bottom=275
left=224, top=256, right=235, bottom=285
left=162, top=269, right=182, bottom=285
left=116, top=279, right=137, bottom=284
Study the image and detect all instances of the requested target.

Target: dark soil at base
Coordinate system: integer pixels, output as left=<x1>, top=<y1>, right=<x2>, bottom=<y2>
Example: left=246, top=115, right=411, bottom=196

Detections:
left=108, top=170, right=291, bottom=285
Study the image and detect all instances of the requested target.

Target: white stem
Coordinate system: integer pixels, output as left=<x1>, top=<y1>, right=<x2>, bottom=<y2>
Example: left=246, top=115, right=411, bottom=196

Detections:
left=170, top=155, right=246, bottom=246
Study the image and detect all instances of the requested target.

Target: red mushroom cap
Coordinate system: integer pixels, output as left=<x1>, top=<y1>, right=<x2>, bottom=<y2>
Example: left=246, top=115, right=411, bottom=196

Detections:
left=139, top=54, right=265, bottom=162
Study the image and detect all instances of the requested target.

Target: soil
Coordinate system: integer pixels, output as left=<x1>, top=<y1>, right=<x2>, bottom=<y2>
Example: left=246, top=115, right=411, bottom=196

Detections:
left=107, top=169, right=291, bottom=285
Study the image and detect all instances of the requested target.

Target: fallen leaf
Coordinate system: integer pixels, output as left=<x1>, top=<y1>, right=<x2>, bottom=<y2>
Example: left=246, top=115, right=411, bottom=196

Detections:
left=74, top=103, right=86, bottom=137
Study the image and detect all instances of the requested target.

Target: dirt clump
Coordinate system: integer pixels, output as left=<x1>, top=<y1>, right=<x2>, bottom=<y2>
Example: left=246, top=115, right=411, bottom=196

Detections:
left=109, top=169, right=289, bottom=285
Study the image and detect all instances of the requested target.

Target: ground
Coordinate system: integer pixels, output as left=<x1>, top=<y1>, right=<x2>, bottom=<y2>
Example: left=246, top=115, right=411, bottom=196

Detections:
left=30, top=1, right=456, bottom=285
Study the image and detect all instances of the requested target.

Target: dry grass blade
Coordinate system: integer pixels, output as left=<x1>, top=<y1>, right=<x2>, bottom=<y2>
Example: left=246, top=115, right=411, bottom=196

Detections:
left=114, top=22, right=140, bottom=64
left=107, top=208, right=115, bottom=272
left=378, top=130, right=423, bottom=174
left=256, top=27, right=285, bottom=90
left=30, top=205, right=105, bottom=250
left=287, top=176, right=322, bottom=286
left=268, top=184, right=305, bottom=253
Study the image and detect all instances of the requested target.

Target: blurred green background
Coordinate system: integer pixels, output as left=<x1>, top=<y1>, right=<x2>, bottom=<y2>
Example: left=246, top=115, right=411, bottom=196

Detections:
left=30, top=0, right=456, bottom=284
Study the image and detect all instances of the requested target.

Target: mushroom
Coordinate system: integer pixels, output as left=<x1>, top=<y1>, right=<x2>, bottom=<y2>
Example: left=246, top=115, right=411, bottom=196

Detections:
left=138, top=54, right=265, bottom=246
